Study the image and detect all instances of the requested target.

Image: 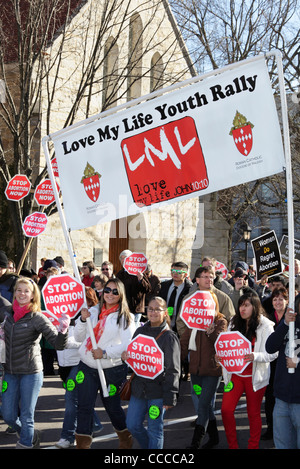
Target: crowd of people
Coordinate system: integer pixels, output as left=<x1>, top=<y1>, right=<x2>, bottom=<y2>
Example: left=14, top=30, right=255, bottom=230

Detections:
left=0, top=248, right=300, bottom=450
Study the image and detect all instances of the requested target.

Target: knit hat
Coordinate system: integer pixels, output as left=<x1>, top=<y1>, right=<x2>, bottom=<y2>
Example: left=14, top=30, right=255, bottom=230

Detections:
left=233, top=268, right=248, bottom=278
left=0, top=250, right=8, bottom=268
left=43, top=259, right=58, bottom=270
left=235, top=261, right=249, bottom=272
left=54, top=256, right=64, bottom=267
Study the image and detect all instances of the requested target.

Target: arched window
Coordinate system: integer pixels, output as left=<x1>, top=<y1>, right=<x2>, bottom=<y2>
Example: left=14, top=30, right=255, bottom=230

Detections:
left=150, top=52, right=164, bottom=92
left=127, top=13, right=143, bottom=101
left=102, top=36, right=119, bottom=109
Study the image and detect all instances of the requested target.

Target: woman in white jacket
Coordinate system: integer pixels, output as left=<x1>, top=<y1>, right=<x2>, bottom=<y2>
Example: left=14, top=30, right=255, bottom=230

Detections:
left=220, top=292, right=277, bottom=449
left=73, top=278, right=136, bottom=449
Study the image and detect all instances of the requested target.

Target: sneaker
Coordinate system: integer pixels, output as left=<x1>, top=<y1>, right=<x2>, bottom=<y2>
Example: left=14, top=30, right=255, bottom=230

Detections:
left=5, top=426, right=17, bottom=434
left=55, top=438, right=74, bottom=449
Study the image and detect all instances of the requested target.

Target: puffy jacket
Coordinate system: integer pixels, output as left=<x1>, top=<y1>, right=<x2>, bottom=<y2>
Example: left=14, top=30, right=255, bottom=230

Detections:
left=74, top=308, right=136, bottom=370
left=0, top=305, right=67, bottom=375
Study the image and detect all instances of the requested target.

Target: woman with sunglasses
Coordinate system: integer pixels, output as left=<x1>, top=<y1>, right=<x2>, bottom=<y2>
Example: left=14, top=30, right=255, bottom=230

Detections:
left=74, top=278, right=136, bottom=449
left=122, top=296, right=181, bottom=449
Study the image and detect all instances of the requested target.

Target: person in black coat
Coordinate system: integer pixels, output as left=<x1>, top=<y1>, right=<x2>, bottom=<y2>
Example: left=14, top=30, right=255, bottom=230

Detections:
left=159, top=261, right=193, bottom=333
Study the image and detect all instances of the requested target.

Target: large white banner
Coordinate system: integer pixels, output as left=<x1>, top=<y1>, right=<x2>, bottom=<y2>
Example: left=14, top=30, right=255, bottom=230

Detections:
left=51, top=57, right=285, bottom=231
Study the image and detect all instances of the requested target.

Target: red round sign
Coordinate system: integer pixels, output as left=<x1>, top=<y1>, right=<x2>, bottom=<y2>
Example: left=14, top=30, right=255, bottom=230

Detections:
left=5, top=174, right=31, bottom=201
left=42, top=274, right=85, bottom=319
left=51, top=157, right=60, bottom=178
left=34, top=178, right=59, bottom=206
left=215, top=260, right=228, bottom=279
left=42, top=310, right=60, bottom=328
left=180, top=290, right=216, bottom=331
left=126, top=334, right=164, bottom=379
left=215, top=331, right=252, bottom=374
left=22, top=212, right=48, bottom=237
left=123, top=252, right=147, bottom=276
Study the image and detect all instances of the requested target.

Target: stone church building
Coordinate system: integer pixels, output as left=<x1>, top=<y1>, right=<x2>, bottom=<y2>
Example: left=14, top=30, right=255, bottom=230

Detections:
left=5, top=0, right=231, bottom=278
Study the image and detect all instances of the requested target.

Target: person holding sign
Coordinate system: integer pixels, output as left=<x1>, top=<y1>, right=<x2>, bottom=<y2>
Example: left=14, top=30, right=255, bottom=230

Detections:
left=116, top=250, right=152, bottom=324
left=180, top=279, right=227, bottom=450
left=265, top=298, right=300, bottom=449
left=261, top=286, right=288, bottom=441
left=122, top=297, right=180, bottom=449
left=220, top=292, right=277, bottom=449
left=0, top=277, right=69, bottom=449
left=74, top=278, right=135, bottom=449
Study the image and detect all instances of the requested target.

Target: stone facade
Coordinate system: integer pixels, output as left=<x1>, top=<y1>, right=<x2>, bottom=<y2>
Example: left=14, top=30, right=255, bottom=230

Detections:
left=32, top=0, right=229, bottom=278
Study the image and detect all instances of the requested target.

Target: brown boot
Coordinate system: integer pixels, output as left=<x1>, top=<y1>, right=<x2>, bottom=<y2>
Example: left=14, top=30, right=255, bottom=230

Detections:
left=75, top=433, right=93, bottom=449
left=115, top=428, right=133, bottom=449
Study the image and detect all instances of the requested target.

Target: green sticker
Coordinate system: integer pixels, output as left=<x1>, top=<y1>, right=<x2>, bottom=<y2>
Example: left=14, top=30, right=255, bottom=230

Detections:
left=167, top=307, right=174, bottom=316
left=224, top=381, right=234, bottom=392
left=108, top=384, right=117, bottom=396
left=193, top=384, right=202, bottom=395
left=2, top=380, right=7, bottom=393
left=149, top=405, right=161, bottom=420
left=76, top=371, right=85, bottom=384
left=66, top=379, right=76, bottom=392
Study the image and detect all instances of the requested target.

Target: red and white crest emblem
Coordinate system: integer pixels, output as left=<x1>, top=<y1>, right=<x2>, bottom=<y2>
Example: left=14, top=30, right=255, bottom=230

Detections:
left=230, top=111, right=254, bottom=157
left=232, top=124, right=253, bottom=156
left=81, top=163, right=101, bottom=202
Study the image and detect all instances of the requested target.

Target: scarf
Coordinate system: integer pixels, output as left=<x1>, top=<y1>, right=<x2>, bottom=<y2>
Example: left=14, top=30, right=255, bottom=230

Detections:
left=85, top=303, right=119, bottom=352
left=13, top=299, right=31, bottom=322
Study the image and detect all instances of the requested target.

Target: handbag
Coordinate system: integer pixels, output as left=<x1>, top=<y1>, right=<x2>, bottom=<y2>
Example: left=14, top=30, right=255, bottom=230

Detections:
left=119, top=327, right=168, bottom=400
left=119, top=372, right=134, bottom=400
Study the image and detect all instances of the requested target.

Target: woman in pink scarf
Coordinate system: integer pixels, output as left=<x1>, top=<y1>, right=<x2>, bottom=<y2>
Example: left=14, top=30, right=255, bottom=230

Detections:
left=0, top=277, right=69, bottom=448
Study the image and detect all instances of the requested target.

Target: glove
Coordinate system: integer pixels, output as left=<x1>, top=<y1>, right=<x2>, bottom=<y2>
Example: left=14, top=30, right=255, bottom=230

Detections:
left=58, top=313, right=70, bottom=334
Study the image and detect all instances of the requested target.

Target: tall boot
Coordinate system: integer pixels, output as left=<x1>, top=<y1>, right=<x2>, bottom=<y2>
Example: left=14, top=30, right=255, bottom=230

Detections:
left=75, top=433, right=93, bottom=449
left=115, top=428, right=133, bottom=449
left=186, top=424, right=205, bottom=449
left=202, top=419, right=219, bottom=449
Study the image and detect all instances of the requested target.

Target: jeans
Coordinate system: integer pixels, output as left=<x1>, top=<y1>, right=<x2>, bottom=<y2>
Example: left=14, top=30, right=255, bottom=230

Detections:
left=1, top=372, right=43, bottom=447
left=61, top=365, right=102, bottom=442
left=191, top=374, right=221, bottom=429
left=76, top=361, right=127, bottom=435
left=273, top=398, right=300, bottom=449
left=126, top=395, right=165, bottom=449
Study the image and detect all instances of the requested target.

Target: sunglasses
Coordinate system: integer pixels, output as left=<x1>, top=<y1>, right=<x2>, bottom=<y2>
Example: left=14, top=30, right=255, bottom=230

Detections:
left=103, top=287, right=119, bottom=296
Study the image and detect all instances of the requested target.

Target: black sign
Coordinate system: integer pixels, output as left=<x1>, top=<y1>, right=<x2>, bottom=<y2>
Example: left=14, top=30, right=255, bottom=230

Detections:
left=251, top=230, right=283, bottom=281
left=279, top=235, right=300, bottom=265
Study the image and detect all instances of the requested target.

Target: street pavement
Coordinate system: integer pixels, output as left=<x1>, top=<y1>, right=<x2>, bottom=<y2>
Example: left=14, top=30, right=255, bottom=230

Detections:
left=0, top=367, right=276, bottom=453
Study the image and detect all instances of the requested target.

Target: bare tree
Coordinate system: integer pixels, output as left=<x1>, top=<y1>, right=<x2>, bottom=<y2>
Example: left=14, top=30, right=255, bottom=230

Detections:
left=170, top=0, right=300, bottom=265
left=0, top=0, right=193, bottom=265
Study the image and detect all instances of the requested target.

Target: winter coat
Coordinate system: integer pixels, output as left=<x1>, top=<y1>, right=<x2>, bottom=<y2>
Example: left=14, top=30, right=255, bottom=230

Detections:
left=180, top=315, right=227, bottom=377
left=130, top=320, right=181, bottom=407
left=116, top=269, right=152, bottom=315
left=266, top=314, right=300, bottom=403
left=0, top=305, right=67, bottom=375
left=74, top=308, right=136, bottom=370
left=223, top=314, right=278, bottom=391
left=57, top=306, right=99, bottom=368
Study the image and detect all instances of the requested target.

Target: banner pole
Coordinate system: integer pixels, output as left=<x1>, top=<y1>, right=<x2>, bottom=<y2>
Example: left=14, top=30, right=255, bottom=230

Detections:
left=42, top=136, right=109, bottom=394
left=274, top=51, right=295, bottom=372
